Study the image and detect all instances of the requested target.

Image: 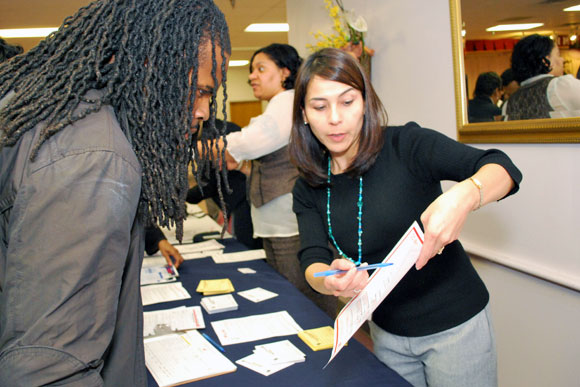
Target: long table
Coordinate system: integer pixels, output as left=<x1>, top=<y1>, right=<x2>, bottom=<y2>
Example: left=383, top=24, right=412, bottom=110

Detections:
left=144, top=237, right=411, bottom=387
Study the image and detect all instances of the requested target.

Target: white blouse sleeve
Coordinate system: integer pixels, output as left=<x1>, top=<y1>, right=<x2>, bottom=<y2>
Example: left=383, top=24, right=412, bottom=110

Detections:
left=226, top=89, right=294, bottom=162
left=548, top=75, right=580, bottom=115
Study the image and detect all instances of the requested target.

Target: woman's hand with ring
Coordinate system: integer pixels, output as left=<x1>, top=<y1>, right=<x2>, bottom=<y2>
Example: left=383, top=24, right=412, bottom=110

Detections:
left=323, top=259, right=369, bottom=297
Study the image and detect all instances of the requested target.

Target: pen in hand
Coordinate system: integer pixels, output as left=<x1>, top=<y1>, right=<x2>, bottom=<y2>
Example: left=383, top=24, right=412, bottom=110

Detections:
left=201, top=332, right=225, bottom=353
left=313, top=262, right=393, bottom=277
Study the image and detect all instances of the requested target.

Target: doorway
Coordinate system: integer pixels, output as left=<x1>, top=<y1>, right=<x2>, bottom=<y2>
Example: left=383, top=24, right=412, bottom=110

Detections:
left=229, top=100, right=262, bottom=128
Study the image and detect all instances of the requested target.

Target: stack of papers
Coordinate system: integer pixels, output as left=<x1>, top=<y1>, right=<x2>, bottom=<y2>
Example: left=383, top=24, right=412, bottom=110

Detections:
left=141, top=282, right=192, bottom=306
left=144, top=330, right=236, bottom=386
left=201, top=294, right=239, bottom=314
left=297, top=326, right=339, bottom=351
left=141, top=264, right=179, bottom=286
left=145, top=239, right=225, bottom=261
left=178, top=239, right=225, bottom=260
left=196, top=278, right=235, bottom=295
left=236, top=340, right=305, bottom=376
left=143, top=306, right=205, bottom=337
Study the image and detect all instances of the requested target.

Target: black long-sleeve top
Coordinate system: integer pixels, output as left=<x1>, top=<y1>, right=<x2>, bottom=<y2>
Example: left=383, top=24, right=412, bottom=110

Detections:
left=292, top=122, right=522, bottom=337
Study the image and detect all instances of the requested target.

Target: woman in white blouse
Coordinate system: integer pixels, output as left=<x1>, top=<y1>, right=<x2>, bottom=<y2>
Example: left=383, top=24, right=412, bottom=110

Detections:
left=503, top=34, right=580, bottom=119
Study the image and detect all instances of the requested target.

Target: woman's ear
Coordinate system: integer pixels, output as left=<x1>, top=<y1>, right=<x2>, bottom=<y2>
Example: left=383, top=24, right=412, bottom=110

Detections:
left=302, top=109, right=308, bottom=125
left=281, top=67, right=291, bottom=83
left=542, top=56, right=552, bottom=72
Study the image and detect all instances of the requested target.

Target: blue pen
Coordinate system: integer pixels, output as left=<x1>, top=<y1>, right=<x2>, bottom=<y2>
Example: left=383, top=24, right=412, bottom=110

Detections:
left=201, top=332, right=225, bottom=353
left=313, top=262, right=393, bottom=277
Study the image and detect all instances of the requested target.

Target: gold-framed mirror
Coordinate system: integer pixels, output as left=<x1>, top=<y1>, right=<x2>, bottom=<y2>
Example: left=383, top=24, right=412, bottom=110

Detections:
left=449, top=0, right=580, bottom=143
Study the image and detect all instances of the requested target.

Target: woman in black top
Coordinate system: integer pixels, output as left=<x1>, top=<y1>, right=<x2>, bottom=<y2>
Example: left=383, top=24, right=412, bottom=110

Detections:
left=289, top=48, right=522, bottom=387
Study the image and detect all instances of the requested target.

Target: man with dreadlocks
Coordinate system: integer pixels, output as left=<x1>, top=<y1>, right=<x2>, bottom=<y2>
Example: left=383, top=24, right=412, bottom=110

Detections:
left=0, top=0, right=230, bottom=385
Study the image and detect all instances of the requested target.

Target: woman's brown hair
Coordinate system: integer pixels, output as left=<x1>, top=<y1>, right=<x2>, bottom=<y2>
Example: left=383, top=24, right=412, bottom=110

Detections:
left=289, top=48, right=387, bottom=187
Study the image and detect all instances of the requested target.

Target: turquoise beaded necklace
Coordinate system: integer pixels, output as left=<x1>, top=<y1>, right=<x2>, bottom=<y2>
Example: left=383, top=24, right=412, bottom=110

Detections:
left=326, top=157, right=363, bottom=266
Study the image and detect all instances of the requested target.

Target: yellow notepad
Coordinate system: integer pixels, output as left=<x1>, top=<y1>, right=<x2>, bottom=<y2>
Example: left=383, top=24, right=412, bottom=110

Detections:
left=196, top=278, right=235, bottom=295
left=298, top=326, right=344, bottom=351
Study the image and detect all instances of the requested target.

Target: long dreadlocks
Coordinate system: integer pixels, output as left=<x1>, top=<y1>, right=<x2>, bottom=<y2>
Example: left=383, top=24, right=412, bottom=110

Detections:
left=0, top=0, right=231, bottom=241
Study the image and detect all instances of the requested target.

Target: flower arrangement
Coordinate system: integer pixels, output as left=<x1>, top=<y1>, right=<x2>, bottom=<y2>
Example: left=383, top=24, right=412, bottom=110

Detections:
left=307, top=0, right=374, bottom=61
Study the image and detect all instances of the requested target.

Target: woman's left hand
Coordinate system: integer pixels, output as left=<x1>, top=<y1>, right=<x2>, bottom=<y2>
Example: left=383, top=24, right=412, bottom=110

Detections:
left=415, top=180, right=478, bottom=270
left=416, top=164, right=514, bottom=270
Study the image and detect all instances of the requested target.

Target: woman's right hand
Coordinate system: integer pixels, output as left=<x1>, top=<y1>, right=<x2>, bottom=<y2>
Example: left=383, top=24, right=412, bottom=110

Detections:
left=307, top=259, right=367, bottom=298
left=324, top=259, right=369, bottom=297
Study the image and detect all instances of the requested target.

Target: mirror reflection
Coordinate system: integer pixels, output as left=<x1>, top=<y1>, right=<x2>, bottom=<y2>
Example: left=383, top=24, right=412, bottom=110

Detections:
left=450, top=0, right=580, bottom=143
left=462, top=1, right=580, bottom=123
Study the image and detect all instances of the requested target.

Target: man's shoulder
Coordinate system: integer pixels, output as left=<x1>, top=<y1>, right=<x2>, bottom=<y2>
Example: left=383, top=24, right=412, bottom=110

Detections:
left=36, top=104, right=140, bottom=174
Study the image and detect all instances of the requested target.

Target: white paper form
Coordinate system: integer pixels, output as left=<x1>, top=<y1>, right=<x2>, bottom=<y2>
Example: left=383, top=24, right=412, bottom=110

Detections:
left=143, top=306, right=205, bottom=337
left=141, top=282, right=192, bottom=306
left=211, top=311, right=303, bottom=346
left=180, top=240, right=225, bottom=260
left=144, top=330, right=236, bottom=386
left=211, top=249, right=267, bottom=264
left=141, top=265, right=178, bottom=286
left=146, top=239, right=225, bottom=261
left=236, top=354, right=294, bottom=376
left=237, top=287, right=278, bottom=303
left=177, top=239, right=225, bottom=254
left=142, top=257, right=170, bottom=267
left=181, top=251, right=221, bottom=260
left=253, top=340, right=305, bottom=365
left=326, top=221, right=424, bottom=367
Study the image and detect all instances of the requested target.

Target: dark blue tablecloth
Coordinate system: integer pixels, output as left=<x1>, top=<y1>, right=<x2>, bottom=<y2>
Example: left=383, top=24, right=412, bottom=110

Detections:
left=145, top=238, right=411, bottom=387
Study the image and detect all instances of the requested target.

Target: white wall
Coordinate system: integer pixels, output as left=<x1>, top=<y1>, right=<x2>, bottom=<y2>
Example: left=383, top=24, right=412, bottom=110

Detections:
left=224, top=66, right=256, bottom=102
left=216, top=66, right=262, bottom=120
left=287, top=1, right=580, bottom=386
left=473, top=257, right=580, bottom=386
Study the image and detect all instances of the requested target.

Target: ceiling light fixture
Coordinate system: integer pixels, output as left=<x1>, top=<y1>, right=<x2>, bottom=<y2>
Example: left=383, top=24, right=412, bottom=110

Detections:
left=0, top=27, right=58, bottom=38
left=486, top=23, right=544, bottom=32
left=244, top=23, right=289, bottom=32
left=563, top=5, right=580, bottom=12
left=229, top=60, right=249, bottom=67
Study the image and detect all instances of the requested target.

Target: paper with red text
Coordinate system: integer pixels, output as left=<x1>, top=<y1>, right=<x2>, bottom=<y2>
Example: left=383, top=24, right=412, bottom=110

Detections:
left=326, top=221, right=424, bottom=367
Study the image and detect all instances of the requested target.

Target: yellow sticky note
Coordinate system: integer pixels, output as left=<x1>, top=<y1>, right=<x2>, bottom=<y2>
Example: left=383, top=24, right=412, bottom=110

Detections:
left=298, top=326, right=343, bottom=351
left=196, top=278, right=235, bottom=295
